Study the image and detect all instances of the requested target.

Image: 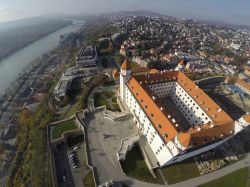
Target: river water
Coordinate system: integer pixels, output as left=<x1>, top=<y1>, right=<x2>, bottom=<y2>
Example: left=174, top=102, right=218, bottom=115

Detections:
left=0, top=21, right=84, bottom=94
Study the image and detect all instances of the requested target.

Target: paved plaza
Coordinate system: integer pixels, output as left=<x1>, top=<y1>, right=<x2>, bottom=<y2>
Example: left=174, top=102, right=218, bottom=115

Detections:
left=83, top=110, right=137, bottom=184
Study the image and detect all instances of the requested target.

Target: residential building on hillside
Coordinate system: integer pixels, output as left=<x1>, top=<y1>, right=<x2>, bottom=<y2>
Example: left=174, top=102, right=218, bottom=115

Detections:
left=76, top=45, right=98, bottom=68
left=225, top=76, right=250, bottom=95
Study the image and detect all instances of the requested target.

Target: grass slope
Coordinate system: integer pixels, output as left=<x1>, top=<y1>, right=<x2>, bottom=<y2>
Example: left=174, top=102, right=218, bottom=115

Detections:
left=200, top=167, right=249, bottom=187
left=161, top=158, right=200, bottom=184
left=52, top=120, right=78, bottom=140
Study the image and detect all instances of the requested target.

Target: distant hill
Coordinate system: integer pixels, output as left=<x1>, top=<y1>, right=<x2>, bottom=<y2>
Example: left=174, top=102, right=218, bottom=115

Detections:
left=103, top=9, right=250, bottom=30
left=0, top=17, right=71, bottom=61
left=196, top=19, right=250, bottom=30
left=0, top=17, right=65, bottom=33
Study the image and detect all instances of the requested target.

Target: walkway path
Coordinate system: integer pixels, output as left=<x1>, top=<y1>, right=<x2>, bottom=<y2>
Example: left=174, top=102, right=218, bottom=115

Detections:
left=83, top=85, right=250, bottom=187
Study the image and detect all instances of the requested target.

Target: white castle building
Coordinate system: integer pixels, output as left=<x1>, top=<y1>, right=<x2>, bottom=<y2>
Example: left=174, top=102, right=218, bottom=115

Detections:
left=119, top=59, right=250, bottom=167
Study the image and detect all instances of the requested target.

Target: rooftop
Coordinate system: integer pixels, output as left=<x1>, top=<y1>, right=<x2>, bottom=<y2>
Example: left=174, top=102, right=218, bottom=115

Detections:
left=121, top=59, right=132, bottom=70
left=243, top=114, right=250, bottom=123
left=126, top=71, right=234, bottom=148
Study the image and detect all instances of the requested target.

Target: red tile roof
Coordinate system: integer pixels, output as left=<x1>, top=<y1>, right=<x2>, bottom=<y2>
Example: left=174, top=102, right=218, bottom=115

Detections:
left=126, top=71, right=234, bottom=148
left=121, top=59, right=131, bottom=70
left=243, top=114, right=250, bottom=123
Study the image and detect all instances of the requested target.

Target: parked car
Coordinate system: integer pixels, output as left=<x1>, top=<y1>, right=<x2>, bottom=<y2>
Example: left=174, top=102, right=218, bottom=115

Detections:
left=73, top=146, right=79, bottom=151
left=62, top=175, right=67, bottom=182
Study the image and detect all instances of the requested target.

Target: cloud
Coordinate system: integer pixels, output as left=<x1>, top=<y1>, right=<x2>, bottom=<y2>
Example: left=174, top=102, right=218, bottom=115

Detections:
left=0, top=6, right=8, bottom=12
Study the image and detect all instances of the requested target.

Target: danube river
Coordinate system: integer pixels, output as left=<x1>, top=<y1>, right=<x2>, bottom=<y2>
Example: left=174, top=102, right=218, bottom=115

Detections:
left=0, top=21, right=84, bottom=94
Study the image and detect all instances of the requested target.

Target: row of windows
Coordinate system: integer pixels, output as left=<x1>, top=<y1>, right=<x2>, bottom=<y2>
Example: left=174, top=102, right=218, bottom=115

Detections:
left=148, top=82, right=174, bottom=88
left=155, top=143, right=165, bottom=155
left=151, top=87, right=172, bottom=93
left=152, top=91, right=170, bottom=98
left=173, top=86, right=210, bottom=122
left=174, top=98, right=210, bottom=125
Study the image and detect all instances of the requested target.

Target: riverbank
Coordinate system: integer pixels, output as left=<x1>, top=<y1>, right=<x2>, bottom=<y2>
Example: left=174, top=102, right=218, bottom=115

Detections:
left=3, top=46, right=75, bottom=187
left=0, top=19, right=72, bottom=61
left=0, top=20, right=84, bottom=94
left=0, top=19, right=86, bottom=186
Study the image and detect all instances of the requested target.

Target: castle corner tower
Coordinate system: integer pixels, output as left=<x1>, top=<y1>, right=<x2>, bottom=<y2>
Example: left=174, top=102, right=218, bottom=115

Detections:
left=120, top=59, right=132, bottom=102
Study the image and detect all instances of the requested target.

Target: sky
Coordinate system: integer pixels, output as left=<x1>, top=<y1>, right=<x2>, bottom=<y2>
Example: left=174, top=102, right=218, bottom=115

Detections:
left=0, top=0, right=250, bottom=25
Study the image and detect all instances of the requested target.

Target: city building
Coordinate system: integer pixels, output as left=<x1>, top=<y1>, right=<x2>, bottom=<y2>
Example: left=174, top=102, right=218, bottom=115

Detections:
left=132, top=56, right=150, bottom=68
left=54, top=67, right=97, bottom=101
left=175, top=59, right=187, bottom=71
left=119, top=59, right=250, bottom=167
left=225, top=76, right=250, bottom=96
left=76, top=45, right=98, bottom=68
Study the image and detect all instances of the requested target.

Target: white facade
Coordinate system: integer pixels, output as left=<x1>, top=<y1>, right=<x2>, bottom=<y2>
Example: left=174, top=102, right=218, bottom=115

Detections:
left=147, top=81, right=212, bottom=126
left=120, top=68, right=132, bottom=101
left=120, top=70, right=250, bottom=167
left=125, top=86, right=180, bottom=166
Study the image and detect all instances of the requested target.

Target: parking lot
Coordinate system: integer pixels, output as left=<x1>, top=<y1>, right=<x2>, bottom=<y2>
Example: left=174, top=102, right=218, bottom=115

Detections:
left=54, top=134, right=88, bottom=187
left=67, top=141, right=90, bottom=187
left=226, top=85, right=247, bottom=98
left=54, top=142, right=75, bottom=187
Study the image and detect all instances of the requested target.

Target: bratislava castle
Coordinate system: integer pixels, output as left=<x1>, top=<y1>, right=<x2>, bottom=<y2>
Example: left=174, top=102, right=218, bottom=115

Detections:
left=119, top=59, right=250, bottom=167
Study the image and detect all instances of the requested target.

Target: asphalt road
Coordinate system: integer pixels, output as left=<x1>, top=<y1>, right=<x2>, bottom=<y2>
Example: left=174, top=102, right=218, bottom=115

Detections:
left=54, top=142, right=75, bottom=187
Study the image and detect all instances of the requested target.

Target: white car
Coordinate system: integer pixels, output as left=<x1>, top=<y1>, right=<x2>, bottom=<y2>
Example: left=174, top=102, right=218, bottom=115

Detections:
left=69, top=154, right=75, bottom=158
left=63, top=176, right=67, bottom=182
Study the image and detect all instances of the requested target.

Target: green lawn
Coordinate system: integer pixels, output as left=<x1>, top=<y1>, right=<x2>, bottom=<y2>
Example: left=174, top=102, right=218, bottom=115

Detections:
left=120, top=144, right=164, bottom=184
left=200, top=167, right=249, bottom=187
left=66, top=100, right=82, bottom=118
left=111, top=97, right=118, bottom=103
left=94, top=93, right=109, bottom=108
left=130, top=62, right=140, bottom=70
left=52, top=120, right=78, bottom=140
left=160, top=158, right=200, bottom=184
left=102, top=91, right=115, bottom=98
left=94, top=92, right=121, bottom=112
left=83, top=170, right=95, bottom=187
left=104, top=80, right=116, bottom=87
